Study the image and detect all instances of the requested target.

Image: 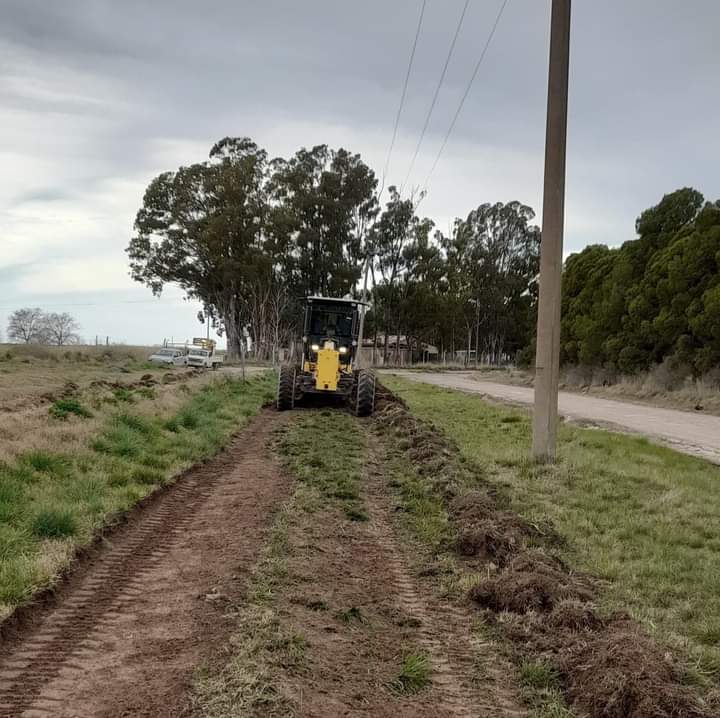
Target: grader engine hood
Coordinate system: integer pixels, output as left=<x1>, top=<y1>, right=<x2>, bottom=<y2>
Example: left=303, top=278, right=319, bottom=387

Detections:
left=314, top=344, right=340, bottom=391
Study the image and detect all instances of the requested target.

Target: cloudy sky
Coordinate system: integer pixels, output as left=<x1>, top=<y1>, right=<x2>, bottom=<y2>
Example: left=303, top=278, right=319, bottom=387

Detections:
left=1, top=0, right=718, bottom=346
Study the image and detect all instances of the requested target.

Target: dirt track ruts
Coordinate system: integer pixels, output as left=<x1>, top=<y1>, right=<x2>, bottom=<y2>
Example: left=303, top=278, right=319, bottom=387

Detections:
left=388, top=370, right=720, bottom=463
left=0, top=410, right=289, bottom=718
left=364, top=433, right=527, bottom=718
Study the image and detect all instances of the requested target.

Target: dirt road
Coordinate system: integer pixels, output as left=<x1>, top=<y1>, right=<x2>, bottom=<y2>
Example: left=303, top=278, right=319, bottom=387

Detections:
left=389, top=371, right=720, bottom=463
left=0, top=405, right=523, bottom=718
left=0, top=410, right=290, bottom=718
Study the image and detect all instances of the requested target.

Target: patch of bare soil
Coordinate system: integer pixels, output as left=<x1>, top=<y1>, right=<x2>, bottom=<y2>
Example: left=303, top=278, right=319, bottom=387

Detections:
left=260, top=422, right=524, bottom=716
left=364, top=435, right=527, bottom=718
left=0, top=410, right=290, bottom=718
left=373, top=386, right=714, bottom=718
left=264, top=483, right=454, bottom=715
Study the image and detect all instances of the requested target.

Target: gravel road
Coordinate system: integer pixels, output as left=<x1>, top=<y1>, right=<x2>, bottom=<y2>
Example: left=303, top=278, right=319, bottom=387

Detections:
left=388, top=371, right=720, bottom=464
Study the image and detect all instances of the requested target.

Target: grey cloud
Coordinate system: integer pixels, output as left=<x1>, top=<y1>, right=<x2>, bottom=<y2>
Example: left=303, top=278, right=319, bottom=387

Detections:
left=0, top=0, right=718, bottom=343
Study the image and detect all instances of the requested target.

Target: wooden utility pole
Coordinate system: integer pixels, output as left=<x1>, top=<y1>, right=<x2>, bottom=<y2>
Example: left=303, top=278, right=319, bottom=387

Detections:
left=532, top=0, right=571, bottom=461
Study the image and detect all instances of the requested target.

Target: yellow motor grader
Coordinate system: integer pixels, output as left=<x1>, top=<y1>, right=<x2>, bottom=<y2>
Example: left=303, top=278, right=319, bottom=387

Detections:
left=276, top=296, right=375, bottom=416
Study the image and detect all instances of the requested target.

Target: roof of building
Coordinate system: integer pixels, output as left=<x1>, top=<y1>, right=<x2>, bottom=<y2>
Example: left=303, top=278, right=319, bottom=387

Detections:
left=306, top=295, right=369, bottom=306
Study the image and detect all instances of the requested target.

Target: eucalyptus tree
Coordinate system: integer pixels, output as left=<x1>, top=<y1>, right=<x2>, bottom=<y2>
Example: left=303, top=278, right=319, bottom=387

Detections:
left=127, top=137, right=269, bottom=358
left=268, top=145, right=378, bottom=299
left=455, top=201, right=541, bottom=363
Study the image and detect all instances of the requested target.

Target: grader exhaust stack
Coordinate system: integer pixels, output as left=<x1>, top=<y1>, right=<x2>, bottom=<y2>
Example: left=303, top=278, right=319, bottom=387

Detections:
left=276, top=296, right=375, bottom=416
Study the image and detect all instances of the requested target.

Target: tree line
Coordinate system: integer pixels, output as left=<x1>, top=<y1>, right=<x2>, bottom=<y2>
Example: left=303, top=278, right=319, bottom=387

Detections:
left=4, top=308, right=81, bottom=346
left=562, top=188, right=720, bottom=376
left=127, top=136, right=540, bottom=363
left=127, top=137, right=719, bottom=375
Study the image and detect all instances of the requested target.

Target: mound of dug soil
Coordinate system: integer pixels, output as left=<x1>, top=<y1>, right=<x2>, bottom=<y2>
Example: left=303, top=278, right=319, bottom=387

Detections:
left=559, top=617, right=707, bottom=718
left=455, top=512, right=539, bottom=564
left=470, top=550, right=589, bottom=613
left=449, top=489, right=499, bottom=521
left=373, top=382, right=713, bottom=718
left=547, top=598, right=605, bottom=632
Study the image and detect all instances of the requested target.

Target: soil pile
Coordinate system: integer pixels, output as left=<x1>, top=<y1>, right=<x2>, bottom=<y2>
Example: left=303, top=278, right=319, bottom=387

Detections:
left=373, top=382, right=712, bottom=718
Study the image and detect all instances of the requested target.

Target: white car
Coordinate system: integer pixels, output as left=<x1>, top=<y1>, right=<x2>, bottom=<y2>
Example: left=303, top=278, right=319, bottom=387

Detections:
left=148, top=348, right=188, bottom=366
left=186, top=346, right=223, bottom=369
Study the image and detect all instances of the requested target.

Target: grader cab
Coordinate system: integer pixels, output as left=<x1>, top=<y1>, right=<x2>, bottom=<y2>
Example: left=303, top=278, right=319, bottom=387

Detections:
left=276, top=296, right=376, bottom=416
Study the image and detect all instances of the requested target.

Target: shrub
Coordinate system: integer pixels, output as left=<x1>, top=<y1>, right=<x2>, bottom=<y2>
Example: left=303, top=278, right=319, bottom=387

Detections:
left=113, top=412, right=155, bottom=436
left=22, top=451, right=69, bottom=476
left=92, top=426, right=144, bottom=458
left=113, top=387, right=135, bottom=403
left=0, top=474, right=25, bottom=522
left=49, top=398, right=93, bottom=420
left=391, top=652, right=431, bottom=694
left=0, top=524, right=29, bottom=561
left=178, top=410, right=199, bottom=429
left=32, top=509, right=77, bottom=538
left=646, top=357, right=692, bottom=392
left=163, top=417, right=180, bottom=433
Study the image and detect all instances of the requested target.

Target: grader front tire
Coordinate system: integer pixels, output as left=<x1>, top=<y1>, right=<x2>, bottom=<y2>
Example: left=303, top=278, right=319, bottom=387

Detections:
left=355, top=369, right=375, bottom=417
left=277, top=366, right=295, bottom=410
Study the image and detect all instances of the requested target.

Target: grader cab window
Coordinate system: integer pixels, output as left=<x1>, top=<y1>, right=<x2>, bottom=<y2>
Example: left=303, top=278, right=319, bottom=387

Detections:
left=309, top=308, right=353, bottom=338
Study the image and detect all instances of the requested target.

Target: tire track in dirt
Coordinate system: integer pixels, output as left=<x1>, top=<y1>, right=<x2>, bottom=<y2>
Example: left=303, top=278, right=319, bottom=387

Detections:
left=364, top=432, right=527, bottom=718
left=0, top=410, right=289, bottom=718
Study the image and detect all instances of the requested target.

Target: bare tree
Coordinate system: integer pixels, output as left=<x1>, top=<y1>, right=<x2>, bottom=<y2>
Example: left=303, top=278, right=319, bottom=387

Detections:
left=7, top=307, right=45, bottom=343
left=268, top=281, right=291, bottom=365
left=41, top=312, right=81, bottom=345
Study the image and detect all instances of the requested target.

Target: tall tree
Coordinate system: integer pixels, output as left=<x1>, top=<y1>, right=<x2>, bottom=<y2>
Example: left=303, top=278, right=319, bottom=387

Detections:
left=454, top=202, right=540, bottom=364
left=7, top=307, right=45, bottom=343
left=42, top=312, right=81, bottom=345
left=268, top=145, right=378, bottom=298
left=127, top=137, right=269, bottom=358
left=561, top=188, right=720, bottom=375
left=370, top=187, right=417, bottom=362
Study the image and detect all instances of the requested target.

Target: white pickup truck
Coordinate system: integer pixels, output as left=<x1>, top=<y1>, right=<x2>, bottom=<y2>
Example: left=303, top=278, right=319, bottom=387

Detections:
left=148, top=348, right=188, bottom=366
left=186, top=339, right=223, bottom=369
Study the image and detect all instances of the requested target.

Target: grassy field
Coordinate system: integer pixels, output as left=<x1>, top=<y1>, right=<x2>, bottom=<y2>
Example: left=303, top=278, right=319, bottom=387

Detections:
left=383, top=375, right=720, bottom=681
left=0, top=365, right=274, bottom=618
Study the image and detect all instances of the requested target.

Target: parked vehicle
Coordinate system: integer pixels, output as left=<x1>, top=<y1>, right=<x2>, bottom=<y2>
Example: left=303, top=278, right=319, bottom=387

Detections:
left=148, top=348, right=188, bottom=366
left=186, top=338, right=223, bottom=369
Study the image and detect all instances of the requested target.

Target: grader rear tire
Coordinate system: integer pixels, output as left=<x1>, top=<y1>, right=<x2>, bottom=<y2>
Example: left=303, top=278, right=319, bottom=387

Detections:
left=277, top=366, right=295, bottom=410
left=355, top=369, right=375, bottom=417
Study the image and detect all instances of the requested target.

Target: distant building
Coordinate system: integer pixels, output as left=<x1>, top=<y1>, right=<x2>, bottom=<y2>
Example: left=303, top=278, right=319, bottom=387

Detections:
left=362, top=334, right=438, bottom=366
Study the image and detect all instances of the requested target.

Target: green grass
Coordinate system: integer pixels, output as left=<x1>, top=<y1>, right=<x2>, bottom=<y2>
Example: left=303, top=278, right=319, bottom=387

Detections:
left=31, top=509, right=77, bottom=538
left=385, top=452, right=452, bottom=550
left=518, top=659, right=572, bottom=718
left=48, top=398, right=93, bottom=420
left=0, top=373, right=275, bottom=612
left=383, top=375, right=720, bottom=678
left=391, top=651, right=431, bottom=694
left=21, top=451, right=70, bottom=476
left=277, top=410, right=368, bottom=521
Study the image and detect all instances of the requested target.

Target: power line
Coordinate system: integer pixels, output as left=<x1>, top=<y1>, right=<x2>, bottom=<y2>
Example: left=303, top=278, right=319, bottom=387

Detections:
left=399, top=0, right=471, bottom=196
left=0, top=297, right=189, bottom=310
left=380, top=0, right=427, bottom=199
left=420, top=0, right=511, bottom=198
